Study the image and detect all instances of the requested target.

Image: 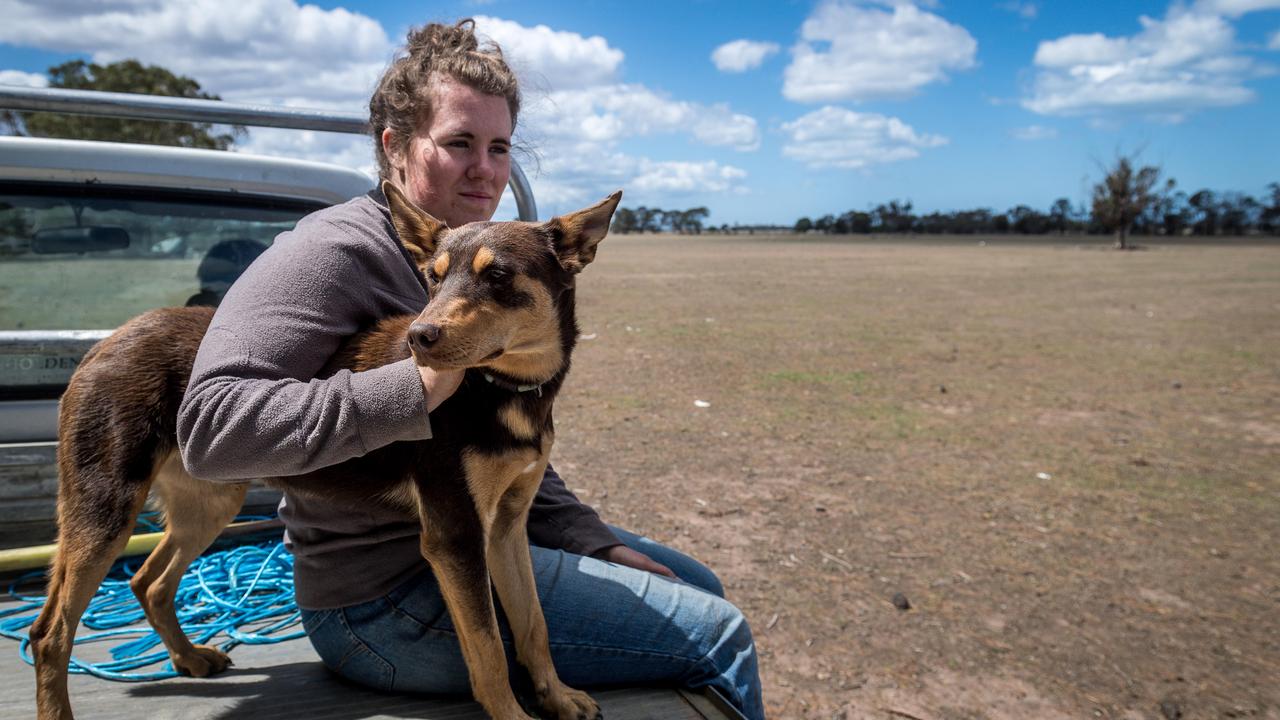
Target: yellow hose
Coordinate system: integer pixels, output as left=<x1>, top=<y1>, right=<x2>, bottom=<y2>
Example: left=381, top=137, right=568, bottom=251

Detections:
left=0, top=519, right=283, bottom=574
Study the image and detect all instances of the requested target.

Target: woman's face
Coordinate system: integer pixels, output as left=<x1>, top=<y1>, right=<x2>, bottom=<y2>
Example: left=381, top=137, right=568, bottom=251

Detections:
left=388, top=77, right=512, bottom=228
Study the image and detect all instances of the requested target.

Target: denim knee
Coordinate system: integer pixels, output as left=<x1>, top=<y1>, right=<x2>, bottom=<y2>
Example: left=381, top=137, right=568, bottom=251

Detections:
left=679, top=595, right=762, bottom=719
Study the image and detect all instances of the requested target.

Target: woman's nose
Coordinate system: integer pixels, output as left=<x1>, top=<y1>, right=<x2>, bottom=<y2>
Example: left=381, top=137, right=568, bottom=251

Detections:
left=467, top=153, right=495, bottom=181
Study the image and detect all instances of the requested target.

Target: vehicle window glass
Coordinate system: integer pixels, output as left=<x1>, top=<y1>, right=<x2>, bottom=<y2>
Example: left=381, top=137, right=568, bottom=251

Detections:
left=0, top=189, right=320, bottom=331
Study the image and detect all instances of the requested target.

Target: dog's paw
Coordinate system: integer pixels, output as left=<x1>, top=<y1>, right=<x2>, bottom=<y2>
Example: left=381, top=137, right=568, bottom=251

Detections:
left=172, top=644, right=233, bottom=678
left=538, top=683, right=601, bottom=720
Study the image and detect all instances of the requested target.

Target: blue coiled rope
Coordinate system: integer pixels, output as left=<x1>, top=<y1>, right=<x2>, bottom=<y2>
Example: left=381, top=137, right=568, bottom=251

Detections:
left=0, top=513, right=304, bottom=681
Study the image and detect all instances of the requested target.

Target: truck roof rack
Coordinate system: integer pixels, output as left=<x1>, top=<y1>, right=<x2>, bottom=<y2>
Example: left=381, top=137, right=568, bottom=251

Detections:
left=0, top=85, right=537, bottom=220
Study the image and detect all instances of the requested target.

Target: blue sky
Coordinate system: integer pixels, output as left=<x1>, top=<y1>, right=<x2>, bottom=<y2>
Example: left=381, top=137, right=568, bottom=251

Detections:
left=1, top=0, right=1278, bottom=224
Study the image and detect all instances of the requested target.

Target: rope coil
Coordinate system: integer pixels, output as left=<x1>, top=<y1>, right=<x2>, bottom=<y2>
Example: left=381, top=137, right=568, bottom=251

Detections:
left=0, top=514, right=303, bottom=681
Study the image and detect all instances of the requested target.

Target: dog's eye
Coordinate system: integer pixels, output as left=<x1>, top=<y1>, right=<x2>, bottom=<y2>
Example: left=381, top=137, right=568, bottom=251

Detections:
left=487, top=267, right=509, bottom=282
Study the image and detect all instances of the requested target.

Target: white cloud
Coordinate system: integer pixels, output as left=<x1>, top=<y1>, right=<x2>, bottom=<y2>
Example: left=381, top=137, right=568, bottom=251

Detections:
left=513, top=143, right=747, bottom=210
left=1023, top=4, right=1273, bottom=118
left=630, top=160, right=747, bottom=193
left=0, top=0, right=392, bottom=109
left=1194, top=0, right=1280, bottom=17
left=1010, top=124, right=1057, bottom=140
left=0, top=69, right=48, bottom=87
left=999, top=2, right=1039, bottom=20
left=1270, top=29, right=1280, bottom=50
left=234, top=128, right=377, bottom=178
left=781, top=106, right=947, bottom=169
left=711, top=39, right=780, bottom=73
left=473, top=15, right=623, bottom=90
left=526, top=84, right=758, bottom=151
left=470, top=18, right=758, bottom=208
left=783, top=1, right=978, bottom=103
left=0, top=4, right=758, bottom=212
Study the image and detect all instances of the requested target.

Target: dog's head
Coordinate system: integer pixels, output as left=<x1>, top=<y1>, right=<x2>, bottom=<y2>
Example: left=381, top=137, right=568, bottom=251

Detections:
left=383, top=180, right=621, bottom=382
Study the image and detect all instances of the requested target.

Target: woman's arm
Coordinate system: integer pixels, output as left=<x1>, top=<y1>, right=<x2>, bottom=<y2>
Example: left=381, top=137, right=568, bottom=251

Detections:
left=177, top=209, right=434, bottom=480
left=527, top=464, right=622, bottom=556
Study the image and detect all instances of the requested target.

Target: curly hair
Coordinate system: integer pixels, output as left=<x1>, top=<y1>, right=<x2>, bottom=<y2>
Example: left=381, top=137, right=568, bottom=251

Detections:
left=369, top=19, right=521, bottom=179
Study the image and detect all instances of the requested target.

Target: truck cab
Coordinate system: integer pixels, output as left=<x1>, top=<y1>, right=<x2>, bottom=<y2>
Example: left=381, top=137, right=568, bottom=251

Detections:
left=0, top=133, right=374, bottom=546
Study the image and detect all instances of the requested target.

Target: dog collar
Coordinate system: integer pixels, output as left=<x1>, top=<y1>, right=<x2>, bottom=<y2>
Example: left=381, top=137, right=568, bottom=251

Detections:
left=481, top=372, right=544, bottom=397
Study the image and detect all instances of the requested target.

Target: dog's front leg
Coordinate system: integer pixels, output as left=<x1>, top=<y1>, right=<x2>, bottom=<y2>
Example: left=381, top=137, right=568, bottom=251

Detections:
left=416, top=482, right=533, bottom=720
left=488, top=461, right=601, bottom=720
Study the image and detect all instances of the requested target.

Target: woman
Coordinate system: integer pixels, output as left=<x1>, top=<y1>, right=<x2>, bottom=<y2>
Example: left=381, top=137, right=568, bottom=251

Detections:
left=176, top=19, right=764, bottom=720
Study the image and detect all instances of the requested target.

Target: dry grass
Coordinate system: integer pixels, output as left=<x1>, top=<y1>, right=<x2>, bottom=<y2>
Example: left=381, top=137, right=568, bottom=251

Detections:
left=553, top=234, right=1280, bottom=719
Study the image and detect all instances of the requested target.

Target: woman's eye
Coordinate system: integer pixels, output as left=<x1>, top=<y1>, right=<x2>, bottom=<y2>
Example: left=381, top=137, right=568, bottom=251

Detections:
left=490, top=144, right=509, bottom=155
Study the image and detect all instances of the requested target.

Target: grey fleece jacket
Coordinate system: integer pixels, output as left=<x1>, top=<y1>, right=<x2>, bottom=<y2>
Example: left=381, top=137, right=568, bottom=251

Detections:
left=176, top=189, right=620, bottom=609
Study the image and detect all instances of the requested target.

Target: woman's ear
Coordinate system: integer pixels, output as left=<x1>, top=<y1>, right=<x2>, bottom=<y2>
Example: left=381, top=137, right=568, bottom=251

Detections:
left=382, top=129, right=405, bottom=181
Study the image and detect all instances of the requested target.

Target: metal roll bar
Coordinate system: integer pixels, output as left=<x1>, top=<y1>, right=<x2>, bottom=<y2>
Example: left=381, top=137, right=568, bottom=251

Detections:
left=0, top=85, right=537, bottom=220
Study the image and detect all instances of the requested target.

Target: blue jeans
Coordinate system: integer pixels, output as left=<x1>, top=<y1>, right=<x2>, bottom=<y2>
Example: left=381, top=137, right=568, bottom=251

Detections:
left=300, top=526, right=764, bottom=719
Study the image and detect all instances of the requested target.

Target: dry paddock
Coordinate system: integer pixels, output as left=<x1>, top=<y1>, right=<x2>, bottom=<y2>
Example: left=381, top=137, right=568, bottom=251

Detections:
left=551, top=234, right=1280, bottom=720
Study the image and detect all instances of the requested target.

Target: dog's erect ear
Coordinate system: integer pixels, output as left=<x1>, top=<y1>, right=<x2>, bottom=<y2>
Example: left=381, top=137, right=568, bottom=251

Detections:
left=546, top=190, right=622, bottom=274
left=382, top=180, right=445, bottom=264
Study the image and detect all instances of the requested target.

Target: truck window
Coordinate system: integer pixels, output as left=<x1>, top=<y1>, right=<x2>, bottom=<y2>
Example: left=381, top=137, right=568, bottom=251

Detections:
left=0, top=184, right=323, bottom=331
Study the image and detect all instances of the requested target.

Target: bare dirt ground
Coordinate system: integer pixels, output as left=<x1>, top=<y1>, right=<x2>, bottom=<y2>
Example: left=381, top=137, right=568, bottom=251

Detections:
left=550, top=234, right=1280, bottom=720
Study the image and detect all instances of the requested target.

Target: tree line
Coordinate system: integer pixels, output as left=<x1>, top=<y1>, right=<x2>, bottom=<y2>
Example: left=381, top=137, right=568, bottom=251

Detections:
left=610, top=206, right=712, bottom=234
left=793, top=180, right=1280, bottom=241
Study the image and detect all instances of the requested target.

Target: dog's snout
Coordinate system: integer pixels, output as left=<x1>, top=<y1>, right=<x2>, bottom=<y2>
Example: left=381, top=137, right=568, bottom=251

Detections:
left=408, top=322, right=441, bottom=351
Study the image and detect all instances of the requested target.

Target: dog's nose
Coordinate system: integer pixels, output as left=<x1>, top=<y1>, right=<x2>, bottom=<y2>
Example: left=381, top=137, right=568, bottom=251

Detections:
left=408, top=323, right=441, bottom=351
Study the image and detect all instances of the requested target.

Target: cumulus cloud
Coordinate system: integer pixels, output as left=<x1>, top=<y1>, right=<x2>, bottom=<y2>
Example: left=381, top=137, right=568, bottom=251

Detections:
left=1022, top=3, right=1273, bottom=118
left=1010, top=124, right=1057, bottom=140
left=0, top=4, right=757, bottom=212
left=525, top=84, right=758, bottom=151
left=1195, top=0, right=1280, bottom=17
left=783, top=1, right=978, bottom=103
left=0, top=0, right=392, bottom=109
left=474, top=15, right=623, bottom=89
left=711, top=39, right=780, bottom=73
left=465, top=16, right=756, bottom=208
left=514, top=143, right=747, bottom=210
left=0, top=69, right=48, bottom=87
left=781, top=106, right=947, bottom=169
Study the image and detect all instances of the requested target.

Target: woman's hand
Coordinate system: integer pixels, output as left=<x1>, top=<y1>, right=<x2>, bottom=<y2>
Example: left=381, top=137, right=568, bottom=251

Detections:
left=419, top=367, right=465, bottom=412
left=596, top=545, right=677, bottom=579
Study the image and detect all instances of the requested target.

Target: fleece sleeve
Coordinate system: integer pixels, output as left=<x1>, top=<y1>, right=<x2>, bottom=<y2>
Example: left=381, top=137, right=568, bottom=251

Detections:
left=526, top=464, right=622, bottom=557
left=177, top=218, right=432, bottom=481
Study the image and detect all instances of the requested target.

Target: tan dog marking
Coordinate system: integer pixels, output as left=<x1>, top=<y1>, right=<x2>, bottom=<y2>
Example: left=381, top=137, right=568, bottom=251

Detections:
left=472, top=245, right=495, bottom=274
left=484, top=276, right=564, bottom=381
left=462, top=447, right=541, bottom=533
left=499, top=402, right=539, bottom=440
left=134, top=453, right=247, bottom=677
left=432, top=252, right=451, bottom=279
left=378, top=479, right=420, bottom=512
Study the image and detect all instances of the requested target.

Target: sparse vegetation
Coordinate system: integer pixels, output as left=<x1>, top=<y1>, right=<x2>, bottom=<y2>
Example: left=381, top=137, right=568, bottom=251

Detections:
left=560, top=233, right=1279, bottom=718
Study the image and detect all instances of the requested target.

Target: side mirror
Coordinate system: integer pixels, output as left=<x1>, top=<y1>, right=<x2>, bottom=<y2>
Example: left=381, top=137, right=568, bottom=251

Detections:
left=31, top=226, right=131, bottom=254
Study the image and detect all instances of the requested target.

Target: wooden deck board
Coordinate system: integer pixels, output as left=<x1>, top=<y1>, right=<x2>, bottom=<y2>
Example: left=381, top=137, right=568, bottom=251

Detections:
left=0, top=596, right=730, bottom=719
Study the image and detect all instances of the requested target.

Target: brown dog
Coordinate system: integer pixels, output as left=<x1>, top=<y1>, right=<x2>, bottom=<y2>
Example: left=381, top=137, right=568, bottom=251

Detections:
left=29, top=181, right=621, bottom=720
